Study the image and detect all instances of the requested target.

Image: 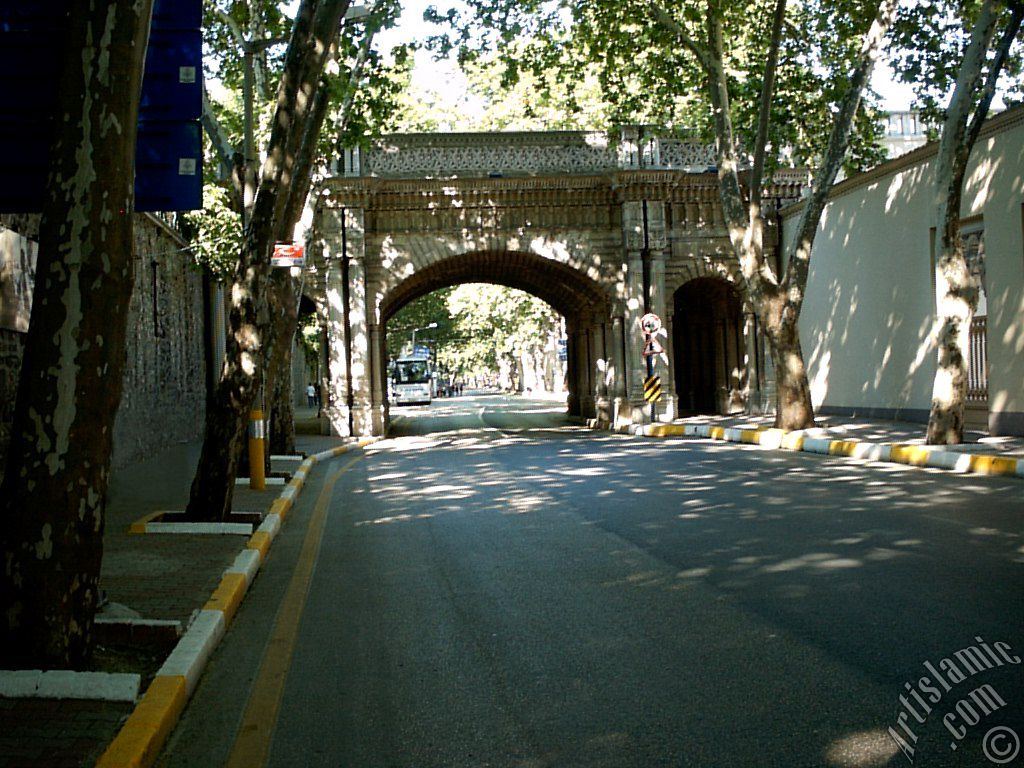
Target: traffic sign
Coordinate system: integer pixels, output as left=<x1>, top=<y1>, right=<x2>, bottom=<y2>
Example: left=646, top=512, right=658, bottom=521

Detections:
left=640, top=312, right=662, bottom=334
left=643, top=375, right=662, bottom=403
left=642, top=334, right=664, bottom=357
left=271, top=242, right=305, bottom=268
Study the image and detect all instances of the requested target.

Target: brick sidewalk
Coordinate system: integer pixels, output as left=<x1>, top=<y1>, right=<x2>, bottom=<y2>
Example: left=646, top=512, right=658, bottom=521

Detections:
left=0, top=431, right=346, bottom=768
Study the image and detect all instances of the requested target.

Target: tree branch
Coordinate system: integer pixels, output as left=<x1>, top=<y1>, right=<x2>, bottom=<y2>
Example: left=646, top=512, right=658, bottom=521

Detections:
left=213, top=7, right=247, bottom=50
left=334, top=16, right=378, bottom=136
left=965, top=2, right=1023, bottom=152
left=749, top=0, right=786, bottom=209
left=647, top=0, right=714, bottom=72
left=784, top=0, right=899, bottom=299
left=201, top=86, right=241, bottom=180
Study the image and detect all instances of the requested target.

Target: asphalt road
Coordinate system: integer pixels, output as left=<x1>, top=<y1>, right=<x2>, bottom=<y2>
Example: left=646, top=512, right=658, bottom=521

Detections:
left=159, top=394, right=1024, bottom=768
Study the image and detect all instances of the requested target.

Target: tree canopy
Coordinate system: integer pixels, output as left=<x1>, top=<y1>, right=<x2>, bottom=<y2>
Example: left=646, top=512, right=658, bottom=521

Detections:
left=387, top=285, right=561, bottom=383
left=889, top=0, right=1024, bottom=131
left=425, top=0, right=889, bottom=172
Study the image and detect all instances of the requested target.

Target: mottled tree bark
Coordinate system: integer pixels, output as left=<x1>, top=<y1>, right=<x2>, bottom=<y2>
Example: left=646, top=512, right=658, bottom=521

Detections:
left=764, top=312, right=815, bottom=431
left=926, top=1, right=1022, bottom=444
left=263, top=20, right=377, bottom=457
left=185, top=0, right=350, bottom=520
left=0, top=0, right=154, bottom=669
left=265, top=271, right=299, bottom=456
left=268, top=340, right=298, bottom=456
left=261, top=75, right=334, bottom=460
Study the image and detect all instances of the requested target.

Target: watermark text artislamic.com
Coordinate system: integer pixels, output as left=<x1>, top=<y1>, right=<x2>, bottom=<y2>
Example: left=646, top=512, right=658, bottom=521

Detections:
left=889, top=636, right=1021, bottom=764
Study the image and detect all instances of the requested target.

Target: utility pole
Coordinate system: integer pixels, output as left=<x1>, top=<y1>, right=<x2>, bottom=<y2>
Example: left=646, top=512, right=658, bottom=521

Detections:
left=641, top=199, right=656, bottom=423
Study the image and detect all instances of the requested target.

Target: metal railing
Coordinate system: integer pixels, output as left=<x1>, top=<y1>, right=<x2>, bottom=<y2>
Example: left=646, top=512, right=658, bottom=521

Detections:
left=967, top=315, right=988, bottom=403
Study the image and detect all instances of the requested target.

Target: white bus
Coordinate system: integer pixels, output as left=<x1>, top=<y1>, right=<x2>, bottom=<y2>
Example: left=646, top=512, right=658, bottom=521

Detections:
left=391, top=354, right=432, bottom=405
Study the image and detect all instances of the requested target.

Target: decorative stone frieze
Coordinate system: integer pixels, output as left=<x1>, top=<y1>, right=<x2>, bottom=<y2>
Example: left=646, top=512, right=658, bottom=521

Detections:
left=354, top=130, right=724, bottom=179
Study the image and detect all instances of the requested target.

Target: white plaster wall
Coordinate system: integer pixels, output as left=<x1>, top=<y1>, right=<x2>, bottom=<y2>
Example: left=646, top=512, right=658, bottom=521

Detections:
left=784, top=107, right=1024, bottom=429
left=966, top=122, right=1024, bottom=424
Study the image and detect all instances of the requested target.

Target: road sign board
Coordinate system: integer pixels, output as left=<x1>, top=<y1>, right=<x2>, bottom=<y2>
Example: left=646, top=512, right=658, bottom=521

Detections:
left=640, top=312, right=662, bottom=334
left=135, top=121, right=202, bottom=212
left=643, top=375, right=662, bottom=403
left=642, top=334, right=664, bottom=357
left=271, top=243, right=305, bottom=268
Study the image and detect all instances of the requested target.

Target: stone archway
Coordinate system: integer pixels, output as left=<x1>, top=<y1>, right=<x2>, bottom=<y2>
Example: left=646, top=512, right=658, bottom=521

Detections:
left=305, top=130, right=806, bottom=435
left=379, top=250, right=614, bottom=424
left=673, top=278, right=748, bottom=415
left=380, top=250, right=611, bottom=322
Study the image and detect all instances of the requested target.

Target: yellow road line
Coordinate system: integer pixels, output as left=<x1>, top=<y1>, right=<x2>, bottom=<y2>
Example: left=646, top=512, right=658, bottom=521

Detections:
left=226, top=453, right=364, bottom=768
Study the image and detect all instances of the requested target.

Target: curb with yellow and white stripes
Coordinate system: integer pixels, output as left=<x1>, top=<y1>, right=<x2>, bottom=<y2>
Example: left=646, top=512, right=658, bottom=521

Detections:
left=619, top=422, right=1024, bottom=479
left=96, top=438, right=378, bottom=768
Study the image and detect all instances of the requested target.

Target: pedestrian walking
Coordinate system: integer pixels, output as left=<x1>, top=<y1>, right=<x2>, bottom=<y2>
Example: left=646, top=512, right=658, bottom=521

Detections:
left=306, top=382, right=316, bottom=407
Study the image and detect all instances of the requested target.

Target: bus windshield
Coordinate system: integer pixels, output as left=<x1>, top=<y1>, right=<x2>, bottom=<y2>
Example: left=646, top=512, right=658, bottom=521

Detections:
left=394, top=359, right=430, bottom=384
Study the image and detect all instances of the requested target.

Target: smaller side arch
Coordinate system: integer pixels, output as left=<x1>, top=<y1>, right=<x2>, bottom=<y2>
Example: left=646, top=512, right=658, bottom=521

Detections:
left=672, top=277, right=751, bottom=415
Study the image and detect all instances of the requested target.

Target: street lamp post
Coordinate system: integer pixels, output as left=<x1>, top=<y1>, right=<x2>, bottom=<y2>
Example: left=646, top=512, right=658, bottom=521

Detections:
left=411, top=322, right=438, bottom=350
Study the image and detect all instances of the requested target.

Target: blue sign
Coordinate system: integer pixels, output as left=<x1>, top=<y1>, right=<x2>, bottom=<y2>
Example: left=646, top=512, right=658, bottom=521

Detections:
left=135, top=122, right=203, bottom=213
left=152, top=0, right=201, bottom=30
left=0, top=0, right=202, bottom=213
left=139, top=29, right=203, bottom=122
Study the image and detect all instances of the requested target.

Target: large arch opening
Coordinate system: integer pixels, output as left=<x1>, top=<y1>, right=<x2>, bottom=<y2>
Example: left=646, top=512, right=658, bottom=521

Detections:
left=672, top=277, right=747, bottom=415
left=380, top=250, right=611, bottom=324
left=378, top=250, right=613, bottom=420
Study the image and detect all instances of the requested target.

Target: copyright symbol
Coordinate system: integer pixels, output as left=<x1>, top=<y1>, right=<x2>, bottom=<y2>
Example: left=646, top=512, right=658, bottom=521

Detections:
left=983, top=726, right=1020, bottom=765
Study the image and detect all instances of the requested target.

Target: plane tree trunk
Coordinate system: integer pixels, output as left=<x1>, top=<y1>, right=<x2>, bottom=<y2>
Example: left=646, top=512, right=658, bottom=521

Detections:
left=0, top=0, right=153, bottom=668
left=926, top=0, right=1023, bottom=444
left=657, top=0, right=896, bottom=430
left=184, top=0, right=350, bottom=521
left=263, top=22, right=378, bottom=457
left=266, top=270, right=299, bottom=457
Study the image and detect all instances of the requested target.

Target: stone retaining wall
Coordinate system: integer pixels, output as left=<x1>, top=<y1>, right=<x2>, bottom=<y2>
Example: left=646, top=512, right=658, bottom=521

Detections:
left=0, top=214, right=206, bottom=477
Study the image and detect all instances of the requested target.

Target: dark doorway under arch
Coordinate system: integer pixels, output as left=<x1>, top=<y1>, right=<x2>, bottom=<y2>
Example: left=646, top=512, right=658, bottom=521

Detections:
left=673, top=278, right=747, bottom=415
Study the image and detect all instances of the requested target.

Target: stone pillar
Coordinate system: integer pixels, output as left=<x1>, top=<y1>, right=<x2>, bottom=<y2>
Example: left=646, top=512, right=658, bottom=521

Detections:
left=319, top=207, right=352, bottom=437
left=345, top=211, right=379, bottom=436
left=577, top=324, right=595, bottom=419
left=565, top=318, right=580, bottom=417
left=621, top=199, right=671, bottom=423
left=664, top=310, right=678, bottom=419
left=359, top=321, right=385, bottom=435
left=318, top=324, right=329, bottom=415
left=609, top=315, right=629, bottom=427
left=592, top=319, right=613, bottom=425
left=320, top=206, right=380, bottom=437
left=648, top=245, right=676, bottom=421
left=624, top=255, right=646, bottom=409
left=744, top=310, right=765, bottom=415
